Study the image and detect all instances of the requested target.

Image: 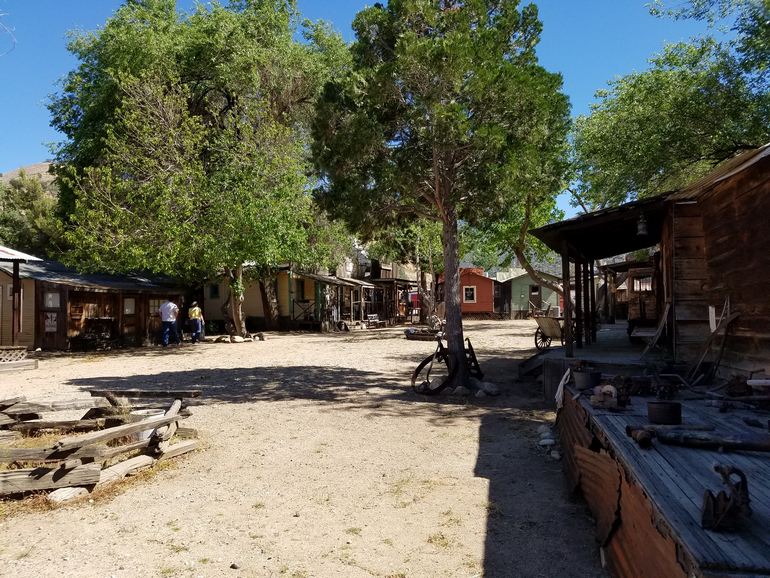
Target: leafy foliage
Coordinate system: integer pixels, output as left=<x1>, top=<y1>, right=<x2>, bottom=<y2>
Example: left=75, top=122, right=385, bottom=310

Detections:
left=573, top=1, right=769, bottom=208
left=312, top=0, right=570, bottom=373
left=0, top=172, right=61, bottom=258
left=49, top=0, right=350, bottom=284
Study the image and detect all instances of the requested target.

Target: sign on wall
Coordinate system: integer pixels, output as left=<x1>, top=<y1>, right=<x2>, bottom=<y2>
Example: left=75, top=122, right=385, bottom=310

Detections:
left=44, top=312, right=57, bottom=333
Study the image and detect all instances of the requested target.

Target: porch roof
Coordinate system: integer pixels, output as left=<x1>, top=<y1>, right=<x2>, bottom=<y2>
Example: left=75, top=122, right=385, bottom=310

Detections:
left=529, top=195, right=668, bottom=261
left=0, top=259, right=177, bottom=293
left=300, top=272, right=356, bottom=287
left=0, top=245, right=42, bottom=263
left=337, top=276, right=376, bottom=289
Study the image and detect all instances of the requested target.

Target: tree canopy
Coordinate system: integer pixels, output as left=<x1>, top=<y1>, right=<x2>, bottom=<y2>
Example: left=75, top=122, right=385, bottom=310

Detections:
left=0, top=172, right=61, bottom=258
left=312, top=0, right=570, bottom=381
left=573, top=0, right=770, bottom=208
left=49, top=0, right=351, bottom=333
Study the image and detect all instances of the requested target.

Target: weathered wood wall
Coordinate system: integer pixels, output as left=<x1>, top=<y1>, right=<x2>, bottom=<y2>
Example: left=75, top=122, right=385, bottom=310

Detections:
left=670, top=202, right=710, bottom=362
left=0, top=274, right=35, bottom=348
left=698, top=156, right=770, bottom=375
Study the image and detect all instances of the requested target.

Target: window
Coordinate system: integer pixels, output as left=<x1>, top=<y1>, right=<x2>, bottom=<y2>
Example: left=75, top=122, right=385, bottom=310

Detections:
left=43, top=291, right=60, bottom=309
left=208, top=284, right=220, bottom=299
left=295, top=279, right=305, bottom=299
left=633, top=276, right=653, bottom=292
left=123, top=298, right=136, bottom=315
left=463, top=286, right=477, bottom=303
left=149, top=298, right=163, bottom=316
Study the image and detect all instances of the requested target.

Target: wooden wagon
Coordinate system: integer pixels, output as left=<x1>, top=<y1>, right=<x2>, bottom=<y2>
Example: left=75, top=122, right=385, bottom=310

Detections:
left=534, top=316, right=573, bottom=351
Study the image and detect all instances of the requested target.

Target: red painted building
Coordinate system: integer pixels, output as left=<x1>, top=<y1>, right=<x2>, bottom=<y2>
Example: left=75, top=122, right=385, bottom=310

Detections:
left=458, top=268, right=495, bottom=314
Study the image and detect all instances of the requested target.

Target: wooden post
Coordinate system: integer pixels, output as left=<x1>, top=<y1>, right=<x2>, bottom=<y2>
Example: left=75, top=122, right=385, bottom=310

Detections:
left=574, top=258, right=583, bottom=349
left=589, top=260, right=597, bottom=343
left=602, top=269, right=609, bottom=321
left=584, top=261, right=590, bottom=343
left=11, top=261, right=20, bottom=346
left=561, top=241, right=573, bottom=358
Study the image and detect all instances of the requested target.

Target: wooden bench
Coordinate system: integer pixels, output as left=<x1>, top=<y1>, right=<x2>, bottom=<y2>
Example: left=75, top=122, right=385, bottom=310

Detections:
left=365, top=314, right=387, bottom=329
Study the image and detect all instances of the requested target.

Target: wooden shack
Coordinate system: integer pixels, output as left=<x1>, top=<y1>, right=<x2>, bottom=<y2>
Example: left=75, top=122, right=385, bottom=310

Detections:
left=0, top=260, right=180, bottom=350
left=531, top=142, right=770, bottom=373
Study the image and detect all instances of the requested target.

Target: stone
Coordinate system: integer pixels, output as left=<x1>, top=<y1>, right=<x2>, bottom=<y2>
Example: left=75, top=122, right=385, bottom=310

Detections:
left=215, top=335, right=230, bottom=343
left=538, top=438, right=556, bottom=447
left=230, top=563, right=240, bottom=570
left=475, top=389, right=487, bottom=398
left=243, top=337, right=254, bottom=342
left=452, top=386, right=473, bottom=397
left=230, top=335, right=245, bottom=343
left=480, top=381, right=500, bottom=396
left=539, top=430, right=554, bottom=440
left=255, top=332, right=265, bottom=341
left=550, top=450, right=561, bottom=460
left=536, top=424, right=551, bottom=435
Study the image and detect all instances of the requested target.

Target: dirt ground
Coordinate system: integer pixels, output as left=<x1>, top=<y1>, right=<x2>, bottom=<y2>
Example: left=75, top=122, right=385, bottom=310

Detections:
left=0, top=319, right=605, bottom=578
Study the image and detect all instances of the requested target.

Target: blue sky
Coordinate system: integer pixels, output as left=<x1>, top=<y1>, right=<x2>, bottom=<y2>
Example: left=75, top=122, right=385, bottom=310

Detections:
left=0, top=0, right=713, bottom=179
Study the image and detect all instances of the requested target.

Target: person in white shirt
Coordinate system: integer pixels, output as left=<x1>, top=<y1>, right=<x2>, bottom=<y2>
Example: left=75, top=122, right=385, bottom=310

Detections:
left=159, top=297, right=180, bottom=347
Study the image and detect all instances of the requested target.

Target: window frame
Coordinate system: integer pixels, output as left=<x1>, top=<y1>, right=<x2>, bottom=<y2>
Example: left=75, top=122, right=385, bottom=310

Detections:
left=463, top=285, right=477, bottom=304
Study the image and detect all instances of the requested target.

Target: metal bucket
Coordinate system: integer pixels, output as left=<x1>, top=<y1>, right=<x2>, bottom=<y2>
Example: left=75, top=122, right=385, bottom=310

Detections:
left=573, top=370, right=602, bottom=390
left=647, top=401, right=682, bottom=425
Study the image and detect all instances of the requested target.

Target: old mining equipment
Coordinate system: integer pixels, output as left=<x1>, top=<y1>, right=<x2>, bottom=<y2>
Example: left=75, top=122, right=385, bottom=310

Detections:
left=701, top=464, right=752, bottom=531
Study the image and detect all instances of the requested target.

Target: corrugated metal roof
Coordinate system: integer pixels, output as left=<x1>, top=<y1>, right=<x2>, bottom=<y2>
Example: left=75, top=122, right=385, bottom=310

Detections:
left=668, top=143, right=770, bottom=201
left=0, top=245, right=42, bottom=263
left=299, top=272, right=356, bottom=287
left=0, top=259, right=177, bottom=292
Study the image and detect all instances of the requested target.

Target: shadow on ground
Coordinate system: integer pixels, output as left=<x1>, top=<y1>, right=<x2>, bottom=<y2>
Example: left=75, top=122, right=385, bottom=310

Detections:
left=62, top=338, right=603, bottom=576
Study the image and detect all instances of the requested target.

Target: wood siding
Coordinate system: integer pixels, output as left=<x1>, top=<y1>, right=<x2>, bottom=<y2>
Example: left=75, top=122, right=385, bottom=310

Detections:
left=459, top=271, right=494, bottom=314
left=698, top=157, right=770, bottom=374
left=0, top=273, right=35, bottom=348
left=671, top=202, right=710, bottom=362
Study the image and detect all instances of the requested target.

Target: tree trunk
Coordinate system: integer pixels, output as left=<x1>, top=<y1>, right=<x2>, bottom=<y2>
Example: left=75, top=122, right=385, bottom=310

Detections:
left=513, top=246, right=565, bottom=298
left=221, top=266, right=246, bottom=337
left=259, top=275, right=280, bottom=330
left=442, top=207, right=467, bottom=386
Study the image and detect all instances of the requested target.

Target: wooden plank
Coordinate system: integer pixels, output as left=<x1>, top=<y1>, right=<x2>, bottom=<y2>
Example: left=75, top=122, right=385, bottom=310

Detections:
left=0, top=413, right=16, bottom=426
left=158, top=439, right=198, bottom=461
left=8, top=419, right=106, bottom=434
left=54, top=413, right=187, bottom=451
left=97, top=455, right=155, bottom=486
left=4, top=398, right=110, bottom=414
left=0, top=462, right=101, bottom=495
left=674, top=279, right=706, bottom=296
left=674, top=258, right=707, bottom=280
left=0, top=396, right=26, bottom=410
left=47, top=486, right=90, bottom=504
left=0, top=359, right=37, bottom=373
left=673, top=216, right=704, bottom=237
left=87, top=389, right=201, bottom=399
left=675, top=303, right=709, bottom=322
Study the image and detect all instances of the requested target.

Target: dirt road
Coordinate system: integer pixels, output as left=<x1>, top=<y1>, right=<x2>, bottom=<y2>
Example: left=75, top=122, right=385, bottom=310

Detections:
left=0, top=320, right=604, bottom=577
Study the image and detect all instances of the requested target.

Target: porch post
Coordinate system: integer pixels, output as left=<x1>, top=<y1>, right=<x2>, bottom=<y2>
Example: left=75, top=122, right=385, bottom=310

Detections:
left=583, top=261, right=590, bottom=343
left=561, top=241, right=573, bottom=358
left=589, top=261, right=597, bottom=343
left=574, top=258, right=583, bottom=349
left=11, top=261, right=20, bottom=346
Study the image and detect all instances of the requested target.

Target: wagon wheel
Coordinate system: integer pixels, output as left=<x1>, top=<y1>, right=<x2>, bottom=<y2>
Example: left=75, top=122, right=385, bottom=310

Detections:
left=535, top=327, right=552, bottom=351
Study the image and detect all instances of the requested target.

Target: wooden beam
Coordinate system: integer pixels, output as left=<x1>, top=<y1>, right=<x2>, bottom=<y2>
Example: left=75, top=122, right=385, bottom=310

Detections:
left=8, top=418, right=107, bottom=434
left=87, top=389, right=201, bottom=399
left=0, top=462, right=101, bottom=495
left=589, top=260, right=597, bottom=343
left=54, top=413, right=187, bottom=451
left=4, top=398, right=110, bottom=414
left=575, top=259, right=583, bottom=349
left=561, top=241, right=573, bottom=358
left=11, top=261, right=20, bottom=346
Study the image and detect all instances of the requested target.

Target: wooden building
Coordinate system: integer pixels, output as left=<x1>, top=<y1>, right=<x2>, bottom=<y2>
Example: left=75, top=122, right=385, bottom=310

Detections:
left=531, top=142, right=770, bottom=373
left=0, top=259, right=180, bottom=350
left=493, top=268, right=561, bottom=319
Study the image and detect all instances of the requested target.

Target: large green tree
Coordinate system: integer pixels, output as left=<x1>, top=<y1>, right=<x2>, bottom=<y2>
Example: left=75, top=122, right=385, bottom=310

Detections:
left=574, top=1, right=769, bottom=208
left=49, top=0, right=350, bottom=333
left=0, top=172, right=61, bottom=258
left=312, top=0, right=569, bottom=384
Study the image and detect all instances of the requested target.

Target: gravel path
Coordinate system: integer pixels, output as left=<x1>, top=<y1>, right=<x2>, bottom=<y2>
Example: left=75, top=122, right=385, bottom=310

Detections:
left=0, top=320, right=605, bottom=577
